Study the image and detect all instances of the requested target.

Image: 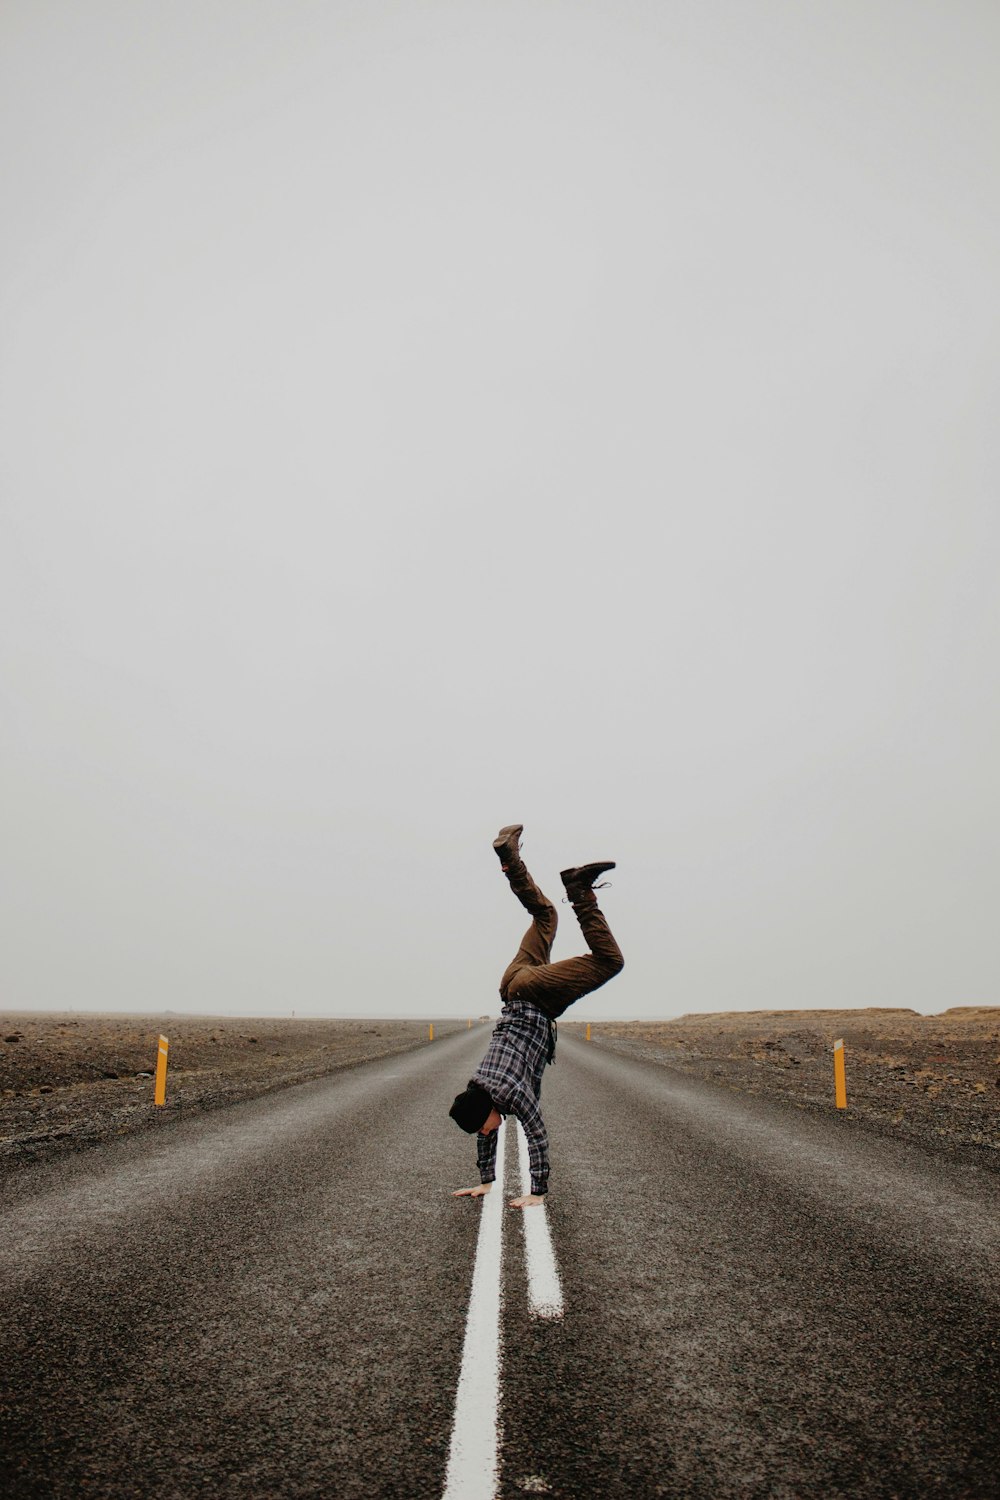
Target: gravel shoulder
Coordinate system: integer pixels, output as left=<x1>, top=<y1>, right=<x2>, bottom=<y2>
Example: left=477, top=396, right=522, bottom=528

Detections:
left=561, top=1006, right=1000, bottom=1168
left=0, top=1012, right=465, bottom=1181
left=6, top=1005, right=998, bottom=1184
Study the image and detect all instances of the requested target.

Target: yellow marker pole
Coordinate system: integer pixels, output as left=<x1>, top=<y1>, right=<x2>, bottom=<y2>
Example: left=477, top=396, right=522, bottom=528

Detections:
left=833, top=1038, right=847, bottom=1109
left=586, top=1022, right=591, bottom=1042
left=429, top=1023, right=434, bottom=1042
left=467, top=1019, right=472, bottom=1029
left=154, top=1035, right=169, bottom=1107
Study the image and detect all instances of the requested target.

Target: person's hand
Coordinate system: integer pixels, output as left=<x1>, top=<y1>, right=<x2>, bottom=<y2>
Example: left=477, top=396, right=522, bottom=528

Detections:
left=452, top=1183, right=492, bottom=1199
left=508, top=1193, right=545, bottom=1209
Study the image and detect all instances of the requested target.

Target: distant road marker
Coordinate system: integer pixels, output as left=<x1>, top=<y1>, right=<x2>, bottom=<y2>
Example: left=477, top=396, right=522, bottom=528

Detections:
left=443, top=1121, right=507, bottom=1500
left=834, top=1038, right=847, bottom=1109
left=154, top=1035, right=169, bottom=1107
left=515, top=1122, right=564, bottom=1320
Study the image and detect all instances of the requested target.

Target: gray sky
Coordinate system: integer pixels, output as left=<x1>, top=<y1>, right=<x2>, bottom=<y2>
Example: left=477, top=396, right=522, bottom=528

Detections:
left=2, top=1, right=998, bottom=1020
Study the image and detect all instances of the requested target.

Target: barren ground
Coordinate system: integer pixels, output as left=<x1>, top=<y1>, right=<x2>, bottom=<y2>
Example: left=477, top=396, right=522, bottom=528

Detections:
left=0, top=1013, right=465, bottom=1181
left=4, top=1008, right=998, bottom=1182
left=562, top=1007, right=1000, bottom=1167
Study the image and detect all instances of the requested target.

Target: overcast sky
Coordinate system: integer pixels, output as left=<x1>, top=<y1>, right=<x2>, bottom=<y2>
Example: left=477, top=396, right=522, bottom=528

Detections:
left=2, top=1, right=998, bottom=1020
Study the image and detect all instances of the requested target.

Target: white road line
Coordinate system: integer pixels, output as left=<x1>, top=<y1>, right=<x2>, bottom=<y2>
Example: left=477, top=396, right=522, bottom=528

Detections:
left=442, top=1121, right=507, bottom=1500
left=515, top=1120, right=565, bottom=1321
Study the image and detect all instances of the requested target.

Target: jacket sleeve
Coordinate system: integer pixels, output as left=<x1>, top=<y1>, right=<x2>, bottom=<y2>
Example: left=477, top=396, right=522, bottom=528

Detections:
left=502, top=1084, right=549, bottom=1196
left=476, top=1126, right=498, bottom=1184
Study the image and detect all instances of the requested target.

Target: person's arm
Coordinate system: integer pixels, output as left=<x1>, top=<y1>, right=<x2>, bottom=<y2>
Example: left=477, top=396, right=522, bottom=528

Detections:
left=451, top=1125, right=499, bottom=1200
left=477, top=1125, right=499, bottom=1184
left=501, top=1083, right=548, bottom=1206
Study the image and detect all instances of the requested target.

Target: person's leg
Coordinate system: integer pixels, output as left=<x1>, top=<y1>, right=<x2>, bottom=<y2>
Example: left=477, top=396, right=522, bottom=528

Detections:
left=494, top=826, right=558, bottom=998
left=506, top=868, right=623, bottom=1017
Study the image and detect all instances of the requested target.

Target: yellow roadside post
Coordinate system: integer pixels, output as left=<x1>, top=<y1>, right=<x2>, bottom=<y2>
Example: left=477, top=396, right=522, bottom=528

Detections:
left=834, top=1038, right=847, bottom=1109
left=586, top=1022, right=591, bottom=1042
left=467, top=1019, right=472, bottom=1029
left=154, top=1035, right=169, bottom=1107
left=429, top=1023, right=434, bottom=1042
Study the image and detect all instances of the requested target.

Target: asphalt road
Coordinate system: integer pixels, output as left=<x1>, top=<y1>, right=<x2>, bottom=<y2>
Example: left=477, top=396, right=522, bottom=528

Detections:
left=1, top=1028, right=998, bottom=1499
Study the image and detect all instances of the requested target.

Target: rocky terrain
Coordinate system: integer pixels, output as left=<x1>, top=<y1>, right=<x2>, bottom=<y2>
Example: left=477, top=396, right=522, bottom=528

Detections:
left=4, top=1007, right=998, bottom=1182
left=0, top=1013, right=465, bottom=1180
left=563, top=1007, right=1000, bottom=1166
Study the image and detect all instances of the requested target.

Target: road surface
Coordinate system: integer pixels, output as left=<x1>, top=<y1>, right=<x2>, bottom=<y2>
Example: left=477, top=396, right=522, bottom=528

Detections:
left=1, top=1028, right=998, bottom=1498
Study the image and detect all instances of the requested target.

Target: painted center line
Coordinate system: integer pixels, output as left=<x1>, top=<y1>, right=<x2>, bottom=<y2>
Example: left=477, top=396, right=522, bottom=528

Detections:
left=442, top=1120, right=507, bottom=1500
left=515, top=1121, right=565, bottom=1321
left=444, top=1119, right=566, bottom=1498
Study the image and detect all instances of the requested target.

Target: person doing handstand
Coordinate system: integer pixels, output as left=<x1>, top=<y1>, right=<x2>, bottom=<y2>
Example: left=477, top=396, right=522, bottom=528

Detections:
left=448, top=823, right=624, bottom=1209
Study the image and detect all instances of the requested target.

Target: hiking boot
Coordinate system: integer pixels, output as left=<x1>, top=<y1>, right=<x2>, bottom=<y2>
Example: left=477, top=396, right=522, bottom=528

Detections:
left=493, top=824, right=524, bottom=869
left=560, top=862, right=615, bottom=899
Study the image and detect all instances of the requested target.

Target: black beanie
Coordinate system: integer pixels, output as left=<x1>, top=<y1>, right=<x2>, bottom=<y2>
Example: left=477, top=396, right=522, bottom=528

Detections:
left=449, top=1081, right=495, bottom=1134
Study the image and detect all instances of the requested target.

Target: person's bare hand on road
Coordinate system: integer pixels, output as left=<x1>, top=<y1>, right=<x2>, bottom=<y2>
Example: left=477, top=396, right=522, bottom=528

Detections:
left=452, top=1183, right=492, bottom=1199
left=509, top=1193, right=545, bottom=1209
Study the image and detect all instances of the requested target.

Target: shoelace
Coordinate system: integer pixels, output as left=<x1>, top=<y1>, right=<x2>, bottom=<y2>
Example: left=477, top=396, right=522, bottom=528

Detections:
left=561, top=879, right=612, bottom=902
